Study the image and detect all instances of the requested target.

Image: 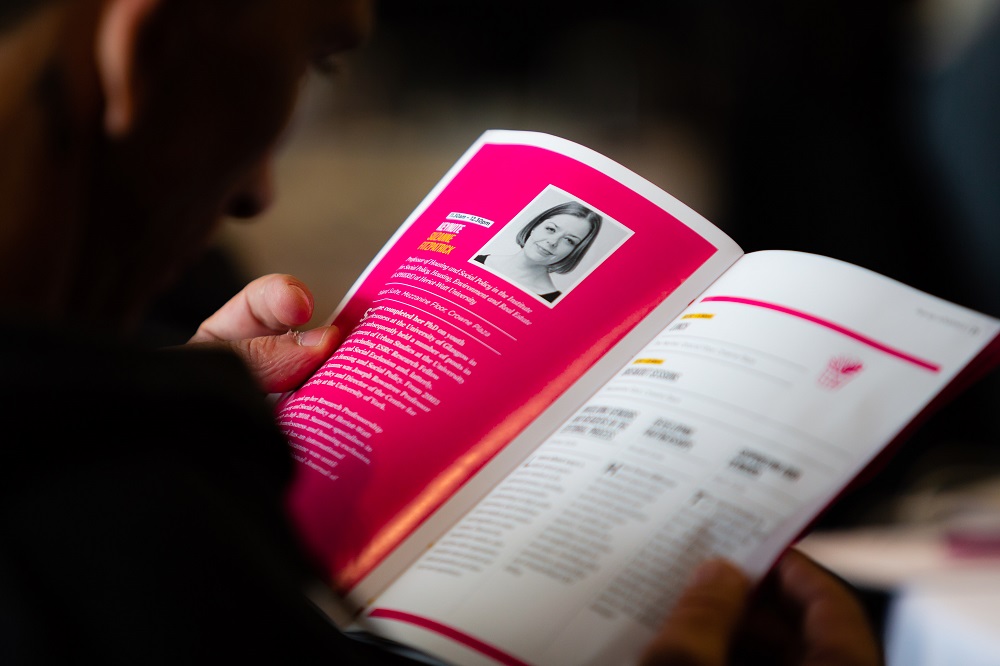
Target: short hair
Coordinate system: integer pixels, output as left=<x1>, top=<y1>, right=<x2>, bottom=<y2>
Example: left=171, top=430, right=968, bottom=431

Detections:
left=515, top=200, right=602, bottom=274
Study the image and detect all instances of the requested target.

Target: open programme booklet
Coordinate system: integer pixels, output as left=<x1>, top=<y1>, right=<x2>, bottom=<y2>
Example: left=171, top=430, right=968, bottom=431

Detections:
left=274, top=130, right=1000, bottom=666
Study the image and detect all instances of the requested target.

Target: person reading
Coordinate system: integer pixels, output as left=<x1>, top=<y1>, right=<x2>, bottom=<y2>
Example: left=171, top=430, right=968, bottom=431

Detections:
left=0, top=1, right=883, bottom=664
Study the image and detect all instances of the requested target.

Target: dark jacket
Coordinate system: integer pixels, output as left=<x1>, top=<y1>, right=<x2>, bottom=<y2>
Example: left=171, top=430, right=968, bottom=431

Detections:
left=0, top=324, right=418, bottom=664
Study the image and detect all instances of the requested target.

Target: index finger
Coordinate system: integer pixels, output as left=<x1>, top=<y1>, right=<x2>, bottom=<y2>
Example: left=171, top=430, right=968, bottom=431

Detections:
left=778, top=549, right=882, bottom=666
left=188, top=273, right=315, bottom=342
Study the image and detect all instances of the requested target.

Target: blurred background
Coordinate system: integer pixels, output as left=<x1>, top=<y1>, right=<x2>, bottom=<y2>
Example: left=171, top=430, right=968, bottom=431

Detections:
left=147, top=0, right=1000, bottom=656
left=217, top=0, right=1000, bottom=321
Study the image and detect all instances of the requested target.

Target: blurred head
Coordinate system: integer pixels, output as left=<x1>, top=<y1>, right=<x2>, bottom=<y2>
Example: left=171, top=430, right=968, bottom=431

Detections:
left=515, top=201, right=602, bottom=274
left=0, top=0, right=372, bottom=331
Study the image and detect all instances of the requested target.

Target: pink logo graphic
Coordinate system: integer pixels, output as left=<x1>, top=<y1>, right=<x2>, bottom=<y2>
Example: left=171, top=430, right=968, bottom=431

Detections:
left=818, top=356, right=864, bottom=389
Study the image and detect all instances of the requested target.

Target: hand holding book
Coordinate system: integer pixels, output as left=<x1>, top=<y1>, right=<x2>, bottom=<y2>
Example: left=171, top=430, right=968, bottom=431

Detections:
left=640, top=551, right=882, bottom=666
left=275, top=130, right=999, bottom=665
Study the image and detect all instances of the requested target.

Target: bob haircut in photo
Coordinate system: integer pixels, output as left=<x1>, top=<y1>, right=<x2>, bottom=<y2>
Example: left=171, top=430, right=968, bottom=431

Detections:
left=515, top=201, right=603, bottom=274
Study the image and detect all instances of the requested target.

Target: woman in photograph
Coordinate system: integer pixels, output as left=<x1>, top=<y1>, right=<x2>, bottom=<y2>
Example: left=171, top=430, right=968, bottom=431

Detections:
left=475, top=201, right=602, bottom=302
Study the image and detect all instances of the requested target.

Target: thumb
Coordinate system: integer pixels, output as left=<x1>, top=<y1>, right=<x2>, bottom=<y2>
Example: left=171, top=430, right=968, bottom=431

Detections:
left=190, top=324, right=341, bottom=394
left=641, top=559, right=751, bottom=666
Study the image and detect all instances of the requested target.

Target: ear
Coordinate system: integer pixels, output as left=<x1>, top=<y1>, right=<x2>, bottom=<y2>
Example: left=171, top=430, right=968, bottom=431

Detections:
left=95, top=0, right=161, bottom=137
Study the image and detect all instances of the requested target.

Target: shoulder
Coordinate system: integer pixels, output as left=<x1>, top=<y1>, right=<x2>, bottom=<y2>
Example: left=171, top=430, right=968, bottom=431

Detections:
left=0, top=324, right=289, bottom=484
left=0, top=326, right=331, bottom=663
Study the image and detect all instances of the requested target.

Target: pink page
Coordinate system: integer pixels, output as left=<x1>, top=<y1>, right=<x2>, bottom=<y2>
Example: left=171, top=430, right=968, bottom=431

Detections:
left=277, top=137, right=721, bottom=591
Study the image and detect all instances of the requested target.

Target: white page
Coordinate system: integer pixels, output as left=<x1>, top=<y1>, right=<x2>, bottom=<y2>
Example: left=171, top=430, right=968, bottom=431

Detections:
left=352, top=250, right=1000, bottom=666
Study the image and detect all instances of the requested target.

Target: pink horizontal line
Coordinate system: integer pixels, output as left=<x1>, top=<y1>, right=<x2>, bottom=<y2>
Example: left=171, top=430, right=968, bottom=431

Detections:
left=368, top=608, right=532, bottom=666
left=701, top=296, right=941, bottom=372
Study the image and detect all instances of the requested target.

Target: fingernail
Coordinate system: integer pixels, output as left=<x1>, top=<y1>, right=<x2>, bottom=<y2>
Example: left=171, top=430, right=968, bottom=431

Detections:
left=297, top=326, right=330, bottom=347
left=289, top=284, right=312, bottom=309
